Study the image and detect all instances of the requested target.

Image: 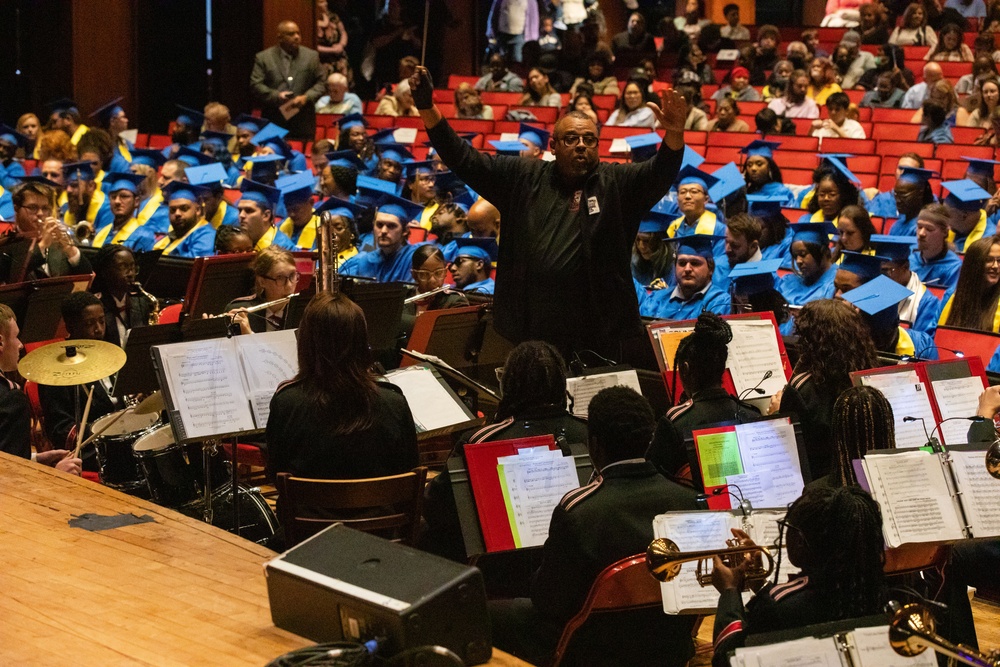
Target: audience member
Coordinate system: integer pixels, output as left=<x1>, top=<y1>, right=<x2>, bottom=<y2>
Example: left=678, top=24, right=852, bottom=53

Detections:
left=902, top=61, right=945, bottom=108
left=861, top=71, right=906, bottom=107
left=674, top=0, right=711, bottom=41
left=707, top=98, right=749, bottom=132
left=858, top=2, right=891, bottom=43
left=712, top=67, right=762, bottom=102
left=519, top=68, right=561, bottom=107
left=811, top=92, right=867, bottom=138
left=454, top=83, right=494, bottom=120
left=487, top=0, right=539, bottom=64
left=939, top=235, right=1000, bottom=331
left=762, top=60, right=794, bottom=101
left=612, top=11, right=656, bottom=58
left=807, top=58, right=843, bottom=104
left=891, top=2, right=940, bottom=46
left=835, top=30, right=877, bottom=89
left=475, top=53, right=524, bottom=92
left=674, top=42, right=716, bottom=87
left=570, top=51, right=619, bottom=96
left=675, top=85, right=709, bottom=131
left=720, top=3, right=750, bottom=40
left=926, top=23, right=975, bottom=60
left=607, top=81, right=658, bottom=127
left=918, top=100, right=956, bottom=142
left=956, top=55, right=997, bottom=95
left=315, top=72, right=363, bottom=115
left=768, top=69, right=820, bottom=118
left=374, top=79, right=419, bottom=116
left=945, top=0, right=988, bottom=18
left=538, top=15, right=562, bottom=53
left=567, top=90, right=600, bottom=124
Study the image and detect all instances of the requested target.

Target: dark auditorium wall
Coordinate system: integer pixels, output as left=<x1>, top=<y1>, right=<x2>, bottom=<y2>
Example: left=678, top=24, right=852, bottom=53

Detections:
left=72, top=0, right=137, bottom=129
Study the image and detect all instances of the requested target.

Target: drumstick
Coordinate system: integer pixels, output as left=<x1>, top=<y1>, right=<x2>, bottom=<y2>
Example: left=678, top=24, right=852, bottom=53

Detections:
left=420, top=0, right=429, bottom=66
left=69, top=386, right=95, bottom=460
left=71, top=407, right=133, bottom=453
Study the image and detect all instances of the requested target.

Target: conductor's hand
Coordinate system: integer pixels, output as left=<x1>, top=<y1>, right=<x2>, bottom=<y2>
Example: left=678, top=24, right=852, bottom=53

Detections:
left=647, top=88, right=688, bottom=134
left=55, top=456, right=82, bottom=476
left=409, top=66, right=435, bottom=110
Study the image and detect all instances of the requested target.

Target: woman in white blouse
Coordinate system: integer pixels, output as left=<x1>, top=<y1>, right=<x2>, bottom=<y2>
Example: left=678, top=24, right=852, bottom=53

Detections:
left=605, top=81, right=658, bottom=128
left=888, top=3, right=938, bottom=48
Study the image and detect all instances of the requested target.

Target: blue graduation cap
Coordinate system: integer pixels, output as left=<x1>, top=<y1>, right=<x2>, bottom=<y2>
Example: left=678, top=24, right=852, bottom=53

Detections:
left=432, top=170, right=465, bottom=195
left=518, top=122, right=550, bottom=149
left=277, top=172, right=316, bottom=206
left=356, top=174, right=401, bottom=199
left=185, top=162, right=229, bottom=190
left=488, top=140, right=526, bottom=156
left=235, top=114, right=268, bottom=133
left=89, top=97, right=124, bottom=128
left=15, top=175, right=60, bottom=189
left=665, top=234, right=725, bottom=258
left=200, top=130, right=233, bottom=150
left=337, top=113, right=366, bottom=131
left=709, top=162, right=745, bottom=202
left=251, top=122, right=289, bottom=148
left=176, top=146, right=214, bottom=167
left=325, top=150, right=367, bottom=171
left=898, top=166, right=937, bottom=185
left=681, top=145, right=705, bottom=169
left=175, top=105, right=205, bottom=128
left=376, top=194, right=424, bottom=223
left=0, top=124, right=28, bottom=149
left=817, top=153, right=861, bottom=185
left=626, top=132, right=662, bottom=162
left=961, top=156, right=1000, bottom=178
left=790, top=221, right=837, bottom=246
left=162, top=180, right=208, bottom=203
left=244, top=154, right=286, bottom=181
left=403, top=161, right=439, bottom=180
left=454, top=236, right=499, bottom=263
left=62, top=161, right=96, bottom=183
left=838, top=250, right=889, bottom=282
left=674, top=165, right=720, bottom=195
left=315, top=196, right=366, bottom=219
left=376, top=142, right=414, bottom=164
left=47, top=98, right=79, bottom=116
left=747, top=193, right=787, bottom=217
left=104, top=171, right=145, bottom=194
left=870, top=234, right=917, bottom=262
left=238, top=179, right=281, bottom=210
left=841, top=274, right=913, bottom=317
left=130, top=148, right=167, bottom=169
left=638, top=210, right=673, bottom=234
left=730, top=259, right=783, bottom=295
left=740, top=139, right=781, bottom=160
left=942, top=179, right=991, bottom=211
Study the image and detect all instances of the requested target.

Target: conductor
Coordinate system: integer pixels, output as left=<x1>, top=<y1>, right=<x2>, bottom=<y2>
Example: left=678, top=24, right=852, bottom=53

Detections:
left=410, top=67, right=688, bottom=364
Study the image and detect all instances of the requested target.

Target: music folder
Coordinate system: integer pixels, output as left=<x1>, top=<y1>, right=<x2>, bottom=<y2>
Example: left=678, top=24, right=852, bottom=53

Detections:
left=732, top=622, right=935, bottom=667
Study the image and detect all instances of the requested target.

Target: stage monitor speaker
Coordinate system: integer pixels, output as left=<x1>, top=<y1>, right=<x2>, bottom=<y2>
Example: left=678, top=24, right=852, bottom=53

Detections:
left=265, top=524, right=492, bottom=665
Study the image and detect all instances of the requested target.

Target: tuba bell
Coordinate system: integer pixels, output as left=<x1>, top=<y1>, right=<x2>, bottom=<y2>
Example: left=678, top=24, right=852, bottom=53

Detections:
left=646, top=537, right=774, bottom=589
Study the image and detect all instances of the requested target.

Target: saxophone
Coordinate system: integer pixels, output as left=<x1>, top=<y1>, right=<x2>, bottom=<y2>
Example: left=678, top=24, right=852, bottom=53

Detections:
left=132, top=281, right=160, bottom=325
left=317, top=211, right=341, bottom=295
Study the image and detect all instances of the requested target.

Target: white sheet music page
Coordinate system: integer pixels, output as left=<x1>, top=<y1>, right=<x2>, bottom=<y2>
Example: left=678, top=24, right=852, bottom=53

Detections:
left=860, top=371, right=936, bottom=448
left=849, top=625, right=937, bottom=667
left=726, top=320, right=786, bottom=397
left=234, top=329, right=299, bottom=428
left=862, top=452, right=965, bottom=547
left=566, top=370, right=642, bottom=418
left=497, top=449, right=579, bottom=548
left=931, top=376, right=986, bottom=445
left=732, top=419, right=805, bottom=508
left=157, top=338, right=255, bottom=439
left=383, top=366, right=471, bottom=432
left=750, top=510, right=801, bottom=581
left=734, top=636, right=845, bottom=667
left=949, top=449, right=1000, bottom=538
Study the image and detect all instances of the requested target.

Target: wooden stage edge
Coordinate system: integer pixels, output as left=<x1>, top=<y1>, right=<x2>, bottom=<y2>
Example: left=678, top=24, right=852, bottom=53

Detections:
left=0, top=452, right=531, bottom=667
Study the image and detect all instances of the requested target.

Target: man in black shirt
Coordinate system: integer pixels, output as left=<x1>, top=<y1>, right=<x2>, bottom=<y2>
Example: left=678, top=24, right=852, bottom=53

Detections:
left=409, top=66, right=688, bottom=365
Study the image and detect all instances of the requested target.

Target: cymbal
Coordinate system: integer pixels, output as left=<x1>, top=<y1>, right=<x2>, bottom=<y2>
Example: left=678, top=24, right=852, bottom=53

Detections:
left=18, top=339, right=126, bottom=387
left=133, top=390, right=164, bottom=415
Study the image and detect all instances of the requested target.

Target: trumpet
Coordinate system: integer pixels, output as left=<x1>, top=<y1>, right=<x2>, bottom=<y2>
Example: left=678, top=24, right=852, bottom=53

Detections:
left=987, top=438, right=1000, bottom=480
left=131, top=282, right=160, bottom=325
left=888, top=601, right=999, bottom=667
left=646, top=537, right=774, bottom=589
left=74, top=221, right=94, bottom=244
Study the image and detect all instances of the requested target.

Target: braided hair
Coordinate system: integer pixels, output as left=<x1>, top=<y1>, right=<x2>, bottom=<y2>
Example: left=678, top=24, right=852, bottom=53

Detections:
left=830, top=386, right=895, bottom=487
left=675, top=312, right=732, bottom=392
left=495, top=341, right=567, bottom=421
left=786, top=485, right=887, bottom=619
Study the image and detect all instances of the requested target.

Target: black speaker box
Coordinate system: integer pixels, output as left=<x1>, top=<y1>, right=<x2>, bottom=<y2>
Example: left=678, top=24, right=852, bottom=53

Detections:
left=265, top=524, right=492, bottom=665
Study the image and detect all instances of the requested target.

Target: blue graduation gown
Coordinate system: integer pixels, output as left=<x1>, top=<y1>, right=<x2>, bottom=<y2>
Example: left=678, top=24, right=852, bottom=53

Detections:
left=887, top=214, right=918, bottom=237
left=340, top=243, right=422, bottom=283
left=0, top=160, right=25, bottom=190
left=866, top=190, right=897, bottom=219
left=464, top=277, right=495, bottom=294
left=0, top=186, right=13, bottom=220
left=909, top=287, right=943, bottom=336
left=903, top=327, right=939, bottom=360
left=123, top=225, right=156, bottom=252
left=760, top=228, right=794, bottom=269
left=751, top=181, right=795, bottom=206
left=143, top=204, right=171, bottom=236
left=163, top=224, right=217, bottom=258
left=910, top=249, right=962, bottom=292
left=951, top=211, right=996, bottom=253
left=640, top=284, right=731, bottom=320
left=987, top=345, right=1000, bottom=373
left=778, top=263, right=839, bottom=306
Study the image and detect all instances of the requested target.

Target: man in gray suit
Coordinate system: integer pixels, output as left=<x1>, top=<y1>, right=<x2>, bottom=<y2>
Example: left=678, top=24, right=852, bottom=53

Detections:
left=250, top=20, right=327, bottom=141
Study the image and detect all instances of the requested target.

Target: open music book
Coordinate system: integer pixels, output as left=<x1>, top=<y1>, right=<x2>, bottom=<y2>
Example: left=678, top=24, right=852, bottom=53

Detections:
left=652, top=509, right=798, bottom=615
left=731, top=625, right=936, bottom=667
left=565, top=369, right=642, bottom=418
left=860, top=446, right=1000, bottom=548
left=152, top=329, right=298, bottom=441
left=382, top=365, right=480, bottom=437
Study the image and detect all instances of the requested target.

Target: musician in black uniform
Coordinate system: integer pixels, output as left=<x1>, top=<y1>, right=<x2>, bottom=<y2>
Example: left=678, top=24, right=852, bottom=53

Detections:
left=647, top=312, right=760, bottom=490
left=225, top=247, right=298, bottom=334
left=711, top=485, right=888, bottom=667
left=90, top=244, right=154, bottom=347
left=489, top=386, right=700, bottom=666
left=37, top=293, right=120, bottom=467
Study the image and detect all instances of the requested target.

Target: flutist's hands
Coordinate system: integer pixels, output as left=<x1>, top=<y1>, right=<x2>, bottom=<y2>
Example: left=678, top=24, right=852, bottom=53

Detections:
left=228, top=308, right=253, bottom=336
left=409, top=66, right=435, bottom=110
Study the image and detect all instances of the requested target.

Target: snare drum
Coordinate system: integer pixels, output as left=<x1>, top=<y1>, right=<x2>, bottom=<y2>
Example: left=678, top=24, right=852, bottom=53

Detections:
left=133, top=425, right=230, bottom=508
left=91, top=409, right=160, bottom=496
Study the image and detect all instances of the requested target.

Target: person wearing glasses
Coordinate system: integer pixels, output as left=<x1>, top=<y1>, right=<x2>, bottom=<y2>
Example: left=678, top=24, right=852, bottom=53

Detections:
left=400, top=244, right=468, bottom=340
left=408, top=65, right=688, bottom=365
left=450, top=237, right=496, bottom=295
left=13, top=178, right=93, bottom=280
left=225, top=247, right=299, bottom=334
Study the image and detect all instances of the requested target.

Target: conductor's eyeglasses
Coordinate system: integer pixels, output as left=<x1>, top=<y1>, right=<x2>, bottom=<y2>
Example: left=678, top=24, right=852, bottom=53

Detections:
left=557, top=134, right=598, bottom=148
left=264, top=271, right=299, bottom=284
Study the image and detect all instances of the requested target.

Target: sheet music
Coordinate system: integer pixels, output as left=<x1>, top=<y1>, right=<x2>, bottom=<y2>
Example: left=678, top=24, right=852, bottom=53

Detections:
left=862, top=452, right=965, bottom=547
left=949, top=449, right=1000, bottom=538
left=734, top=419, right=805, bottom=508
left=234, top=330, right=298, bottom=428
left=727, top=320, right=787, bottom=397
left=497, top=449, right=579, bottom=548
left=609, top=137, right=629, bottom=153
left=734, top=636, right=845, bottom=667
left=383, top=366, right=472, bottom=432
left=654, top=327, right=693, bottom=370
left=849, top=625, right=937, bottom=667
left=392, top=127, right=417, bottom=144
left=751, top=510, right=801, bottom=580
left=931, top=376, right=985, bottom=445
left=156, top=338, right=255, bottom=439
left=566, top=370, right=642, bottom=417
left=860, top=372, right=936, bottom=448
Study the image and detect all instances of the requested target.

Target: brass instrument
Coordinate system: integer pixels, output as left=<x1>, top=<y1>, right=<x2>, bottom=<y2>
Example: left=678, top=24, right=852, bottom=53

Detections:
left=646, top=537, right=775, bottom=588
left=404, top=285, right=452, bottom=304
left=317, top=210, right=341, bottom=294
left=888, top=601, right=999, bottom=667
left=74, top=221, right=94, bottom=244
left=131, top=282, right=160, bottom=325
left=987, top=438, right=1000, bottom=480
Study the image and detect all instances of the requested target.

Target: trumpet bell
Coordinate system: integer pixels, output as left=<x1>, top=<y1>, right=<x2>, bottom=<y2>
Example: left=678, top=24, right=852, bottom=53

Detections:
left=646, top=538, right=684, bottom=582
left=987, top=440, right=1000, bottom=480
left=889, top=603, right=937, bottom=657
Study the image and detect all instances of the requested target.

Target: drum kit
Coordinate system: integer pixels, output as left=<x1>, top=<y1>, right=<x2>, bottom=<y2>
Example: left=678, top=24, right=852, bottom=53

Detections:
left=18, top=339, right=278, bottom=545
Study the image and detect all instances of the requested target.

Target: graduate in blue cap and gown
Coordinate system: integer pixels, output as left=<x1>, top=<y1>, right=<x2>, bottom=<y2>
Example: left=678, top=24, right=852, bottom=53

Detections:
left=198, top=130, right=242, bottom=186
left=632, top=210, right=674, bottom=289
left=336, top=114, right=378, bottom=173
left=941, top=179, right=996, bottom=253
left=252, top=123, right=308, bottom=173
left=373, top=139, right=415, bottom=184
left=881, top=166, right=938, bottom=236
left=89, top=98, right=133, bottom=173
left=60, top=161, right=113, bottom=233
left=871, top=235, right=942, bottom=336
left=276, top=172, right=319, bottom=249
left=92, top=172, right=145, bottom=248
left=235, top=179, right=296, bottom=252
left=129, top=182, right=216, bottom=257
left=841, top=275, right=938, bottom=359
left=128, top=148, right=167, bottom=226
left=729, top=259, right=794, bottom=336
left=450, top=237, right=497, bottom=294
left=401, top=161, right=441, bottom=230
left=186, top=162, right=239, bottom=229
left=778, top=222, right=839, bottom=306
left=162, top=106, right=205, bottom=159
left=832, top=250, right=891, bottom=296
left=960, top=156, right=1000, bottom=225
left=909, top=204, right=963, bottom=292
left=748, top=194, right=794, bottom=268
left=0, top=124, right=28, bottom=190
left=641, top=235, right=731, bottom=320
left=234, top=114, right=268, bottom=161
left=517, top=122, right=550, bottom=159
left=667, top=165, right=728, bottom=240
left=322, top=149, right=366, bottom=200
left=340, top=194, right=425, bottom=282
left=713, top=211, right=764, bottom=292
left=798, top=155, right=863, bottom=223
left=740, top=139, right=794, bottom=205
left=314, top=196, right=366, bottom=263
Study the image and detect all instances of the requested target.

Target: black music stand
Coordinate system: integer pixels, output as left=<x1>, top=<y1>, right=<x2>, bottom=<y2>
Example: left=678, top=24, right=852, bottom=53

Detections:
left=283, top=287, right=315, bottom=330
left=0, top=233, right=37, bottom=284
left=0, top=274, right=93, bottom=343
left=341, top=280, right=408, bottom=353
left=182, top=253, right=256, bottom=319
left=181, top=315, right=234, bottom=341
left=142, top=254, right=194, bottom=301
left=112, top=322, right=183, bottom=398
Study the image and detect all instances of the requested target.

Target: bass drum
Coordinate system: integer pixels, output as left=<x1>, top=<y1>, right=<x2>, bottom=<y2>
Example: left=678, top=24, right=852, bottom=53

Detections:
left=178, top=484, right=279, bottom=546
left=91, top=409, right=160, bottom=497
left=133, top=425, right=230, bottom=508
